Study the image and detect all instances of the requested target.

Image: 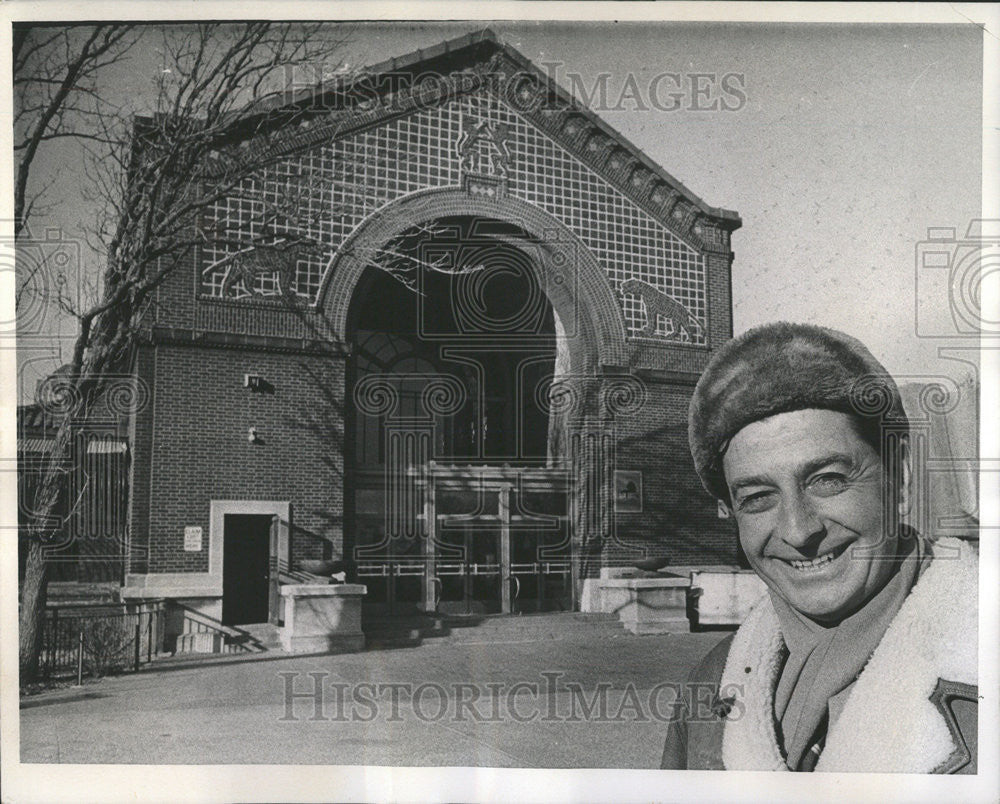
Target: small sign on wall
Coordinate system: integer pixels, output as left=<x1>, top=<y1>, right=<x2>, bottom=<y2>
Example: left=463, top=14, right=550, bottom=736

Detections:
left=183, top=526, right=203, bottom=551
left=614, top=470, right=642, bottom=513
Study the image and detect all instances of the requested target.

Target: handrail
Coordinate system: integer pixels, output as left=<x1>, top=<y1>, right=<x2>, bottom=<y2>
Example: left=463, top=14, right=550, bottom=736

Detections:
left=278, top=569, right=334, bottom=584
left=169, top=602, right=266, bottom=654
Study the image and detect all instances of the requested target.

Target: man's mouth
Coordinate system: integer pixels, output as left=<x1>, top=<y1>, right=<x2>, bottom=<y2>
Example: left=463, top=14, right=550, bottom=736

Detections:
left=778, top=543, right=850, bottom=572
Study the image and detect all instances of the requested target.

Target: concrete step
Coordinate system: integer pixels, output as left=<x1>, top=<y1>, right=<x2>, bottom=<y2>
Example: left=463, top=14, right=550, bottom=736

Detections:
left=236, top=623, right=281, bottom=650
left=173, top=623, right=276, bottom=655
left=363, top=612, right=626, bottom=649
left=435, top=615, right=625, bottom=643
left=175, top=631, right=225, bottom=654
left=362, top=615, right=449, bottom=649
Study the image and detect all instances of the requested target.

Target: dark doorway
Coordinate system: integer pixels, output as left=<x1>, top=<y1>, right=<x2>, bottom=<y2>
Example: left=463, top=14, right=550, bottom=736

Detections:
left=436, top=521, right=503, bottom=616
left=222, top=514, right=272, bottom=625
left=348, top=216, right=557, bottom=465
left=347, top=216, right=560, bottom=616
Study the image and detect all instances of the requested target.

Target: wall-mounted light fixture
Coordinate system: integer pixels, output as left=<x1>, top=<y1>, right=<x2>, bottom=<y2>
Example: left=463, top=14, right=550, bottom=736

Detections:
left=244, top=373, right=274, bottom=393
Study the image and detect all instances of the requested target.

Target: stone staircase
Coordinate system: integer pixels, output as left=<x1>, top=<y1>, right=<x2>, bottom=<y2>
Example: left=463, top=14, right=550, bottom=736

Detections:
left=237, top=622, right=283, bottom=650
left=363, top=611, right=627, bottom=649
left=168, top=607, right=277, bottom=656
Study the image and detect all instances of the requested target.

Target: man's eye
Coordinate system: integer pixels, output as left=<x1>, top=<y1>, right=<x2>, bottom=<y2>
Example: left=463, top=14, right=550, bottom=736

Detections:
left=736, top=491, right=774, bottom=513
left=809, top=474, right=848, bottom=495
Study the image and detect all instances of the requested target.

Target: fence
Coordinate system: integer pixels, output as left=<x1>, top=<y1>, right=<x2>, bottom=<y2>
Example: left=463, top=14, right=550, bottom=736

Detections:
left=40, top=600, right=166, bottom=680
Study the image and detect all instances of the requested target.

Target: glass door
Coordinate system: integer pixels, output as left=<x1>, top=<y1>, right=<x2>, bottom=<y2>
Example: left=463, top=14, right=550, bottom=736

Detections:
left=435, top=522, right=503, bottom=616
left=426, top=475, right=571, bottom=616
left=509, top=489, right=571, bottom=613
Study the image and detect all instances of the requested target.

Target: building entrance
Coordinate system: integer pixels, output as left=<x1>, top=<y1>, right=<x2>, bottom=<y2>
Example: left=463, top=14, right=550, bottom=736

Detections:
left=222, top=514, right=272, bottom=625
left=427, top=465, right=572, bottom=616
left=356, top=467, right=572, bottom=617
left=348, top=216, right=565, bottom=617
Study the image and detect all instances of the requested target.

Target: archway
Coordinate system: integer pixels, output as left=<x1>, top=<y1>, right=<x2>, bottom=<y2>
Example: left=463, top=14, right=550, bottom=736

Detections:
left=321, top=188, right=627, bottom=370
left=330, top=192, right=624, bottom=617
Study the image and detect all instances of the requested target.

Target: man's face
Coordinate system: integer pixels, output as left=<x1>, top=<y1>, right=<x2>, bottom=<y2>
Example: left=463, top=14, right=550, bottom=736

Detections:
left=722, top=408, right=899, bottom=623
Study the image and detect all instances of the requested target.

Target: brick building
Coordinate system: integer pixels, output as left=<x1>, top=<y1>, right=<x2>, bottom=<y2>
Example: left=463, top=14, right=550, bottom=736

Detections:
left=18, top=388, right=129, bottom=590
left=120, top=30, right=742, bottom=626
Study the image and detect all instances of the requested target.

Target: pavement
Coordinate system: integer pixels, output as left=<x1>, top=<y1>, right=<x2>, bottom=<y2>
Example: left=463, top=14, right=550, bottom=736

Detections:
left=19, top=627, right=729, bottom=768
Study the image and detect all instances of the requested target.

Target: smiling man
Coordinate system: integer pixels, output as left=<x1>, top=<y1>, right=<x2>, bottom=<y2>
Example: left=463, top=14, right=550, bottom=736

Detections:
left=661, top=322, right=978, bottom=773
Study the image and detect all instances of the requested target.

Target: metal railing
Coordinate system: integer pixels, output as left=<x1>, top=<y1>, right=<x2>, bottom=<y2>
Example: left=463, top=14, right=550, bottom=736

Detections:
left=40, top=600, right=166, bottom=681
left=171, top=603, right=267, bottom=654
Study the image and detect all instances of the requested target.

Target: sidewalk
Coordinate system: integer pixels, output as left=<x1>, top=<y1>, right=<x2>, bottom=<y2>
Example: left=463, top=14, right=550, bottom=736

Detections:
left=20, top=630, right=728, bottom=768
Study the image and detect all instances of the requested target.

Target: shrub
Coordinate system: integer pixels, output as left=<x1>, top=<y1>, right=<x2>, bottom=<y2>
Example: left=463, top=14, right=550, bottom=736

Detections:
left=80, top=616, right=134, bottom=678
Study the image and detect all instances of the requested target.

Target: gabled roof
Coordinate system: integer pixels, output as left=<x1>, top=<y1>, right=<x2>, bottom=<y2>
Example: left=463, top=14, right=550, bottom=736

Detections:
left=250, top=28, right=741, bottom=236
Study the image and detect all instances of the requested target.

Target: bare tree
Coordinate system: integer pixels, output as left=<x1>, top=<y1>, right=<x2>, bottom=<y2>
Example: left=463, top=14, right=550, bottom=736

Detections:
left=18, top=22, right=357, bottom=681
left=16, top=21, right=494, bottom=681
left=13, top=24, right=141, bottom=236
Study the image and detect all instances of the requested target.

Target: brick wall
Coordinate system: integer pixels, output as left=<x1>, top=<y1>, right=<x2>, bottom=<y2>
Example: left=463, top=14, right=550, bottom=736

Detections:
left=127, top=346, right=156, bottom=575
left=132, top=249, right=738, bottom=577
left=130, top=74, right=740, bottom=580
left=609, top=377, right=739, bottom=568
left=131, top=343, right=345, bottom=574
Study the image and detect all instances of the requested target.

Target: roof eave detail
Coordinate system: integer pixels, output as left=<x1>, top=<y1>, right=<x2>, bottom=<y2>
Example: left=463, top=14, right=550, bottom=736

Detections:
left=239, top=27, right=742, bottom=234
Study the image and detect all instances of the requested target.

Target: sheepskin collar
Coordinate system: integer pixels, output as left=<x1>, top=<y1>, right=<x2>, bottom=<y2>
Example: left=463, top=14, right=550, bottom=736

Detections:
left=719, top=537, right=978, bottom=773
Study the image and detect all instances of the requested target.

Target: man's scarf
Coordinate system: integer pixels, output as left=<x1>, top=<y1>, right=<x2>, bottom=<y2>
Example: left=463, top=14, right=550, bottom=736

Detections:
left=769, top=532, right=925, bottom=770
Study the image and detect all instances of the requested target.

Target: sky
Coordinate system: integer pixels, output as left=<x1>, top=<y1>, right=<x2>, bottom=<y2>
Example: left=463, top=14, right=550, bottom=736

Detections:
left=15, top=20, right=986, bottom=400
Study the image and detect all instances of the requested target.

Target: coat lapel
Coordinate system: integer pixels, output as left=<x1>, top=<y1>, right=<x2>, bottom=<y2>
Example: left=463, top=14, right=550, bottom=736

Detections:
left=816, top=537, right=978, bottom=772
left=718, top=598, right=787, bottom=770
left=719, top=538, right=978, bottom=773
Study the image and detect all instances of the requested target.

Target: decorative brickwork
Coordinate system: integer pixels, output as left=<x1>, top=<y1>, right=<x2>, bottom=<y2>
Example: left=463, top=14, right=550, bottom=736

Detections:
left=132, top=343, right=344, bottom=575
left=128, top=31, right=742, bottom=611
left=200, top=81, right=725, bottom=346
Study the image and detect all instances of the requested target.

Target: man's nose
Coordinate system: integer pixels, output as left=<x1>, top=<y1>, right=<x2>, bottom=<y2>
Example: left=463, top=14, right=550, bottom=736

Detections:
left=778, top=491, right=825, bottom=549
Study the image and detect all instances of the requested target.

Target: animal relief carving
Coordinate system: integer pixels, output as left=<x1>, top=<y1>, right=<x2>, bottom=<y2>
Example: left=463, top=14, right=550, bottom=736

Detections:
left=457, top=115, right=512, bottom=176
left=621, top=278, right=702, bottom=341
left=219, top=242, right=305, bottom=298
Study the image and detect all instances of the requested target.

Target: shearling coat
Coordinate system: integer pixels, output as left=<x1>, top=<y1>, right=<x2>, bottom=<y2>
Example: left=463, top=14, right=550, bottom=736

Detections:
left=661, top=537, right=978, bottom=773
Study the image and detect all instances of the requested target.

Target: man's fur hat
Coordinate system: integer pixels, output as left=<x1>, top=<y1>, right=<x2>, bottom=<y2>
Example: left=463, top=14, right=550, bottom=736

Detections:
left=689, top=322, right=908, bottom=501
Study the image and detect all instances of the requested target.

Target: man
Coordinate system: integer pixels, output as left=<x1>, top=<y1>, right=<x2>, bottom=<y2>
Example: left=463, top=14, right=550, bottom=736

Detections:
left=661, top=322, right=977, bottom=773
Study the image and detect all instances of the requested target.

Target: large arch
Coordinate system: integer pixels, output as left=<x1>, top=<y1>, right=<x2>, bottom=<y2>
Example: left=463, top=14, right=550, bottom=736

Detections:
left=326, top=189, right=632, bottom=616
left=318, top=188, right=628, bottom=373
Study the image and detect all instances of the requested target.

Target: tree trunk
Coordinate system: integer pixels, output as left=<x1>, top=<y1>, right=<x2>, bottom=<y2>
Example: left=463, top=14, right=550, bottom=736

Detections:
left=19, top=414, right=76, bottom=684
left=19, top=539, right=50, bottom=683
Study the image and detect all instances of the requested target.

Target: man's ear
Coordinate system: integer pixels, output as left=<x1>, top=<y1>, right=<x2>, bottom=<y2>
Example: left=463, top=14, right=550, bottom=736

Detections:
left=897, top=436, right=912, bottom=519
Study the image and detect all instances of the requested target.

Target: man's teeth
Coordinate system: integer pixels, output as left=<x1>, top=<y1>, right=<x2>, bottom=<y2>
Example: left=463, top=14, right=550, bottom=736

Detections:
left=787, top=553, right=837, bottom=571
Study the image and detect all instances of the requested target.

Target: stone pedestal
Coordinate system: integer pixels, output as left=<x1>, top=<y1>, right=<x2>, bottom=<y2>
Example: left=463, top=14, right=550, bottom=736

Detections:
left=279, top=584, right=367, bottom=654
left=599, top=577, right=691, bottom=634
left=690, top=570, right=768, bottom=626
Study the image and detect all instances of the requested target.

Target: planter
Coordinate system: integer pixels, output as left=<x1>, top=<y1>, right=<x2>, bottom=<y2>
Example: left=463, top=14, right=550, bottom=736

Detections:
left=599, top=576, right=691, bottom=634
left=279, top=584, right=367, bottom=654
left=298, top=559, right=347, bottom=576
left=690, top=570, right=767, bottom=626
